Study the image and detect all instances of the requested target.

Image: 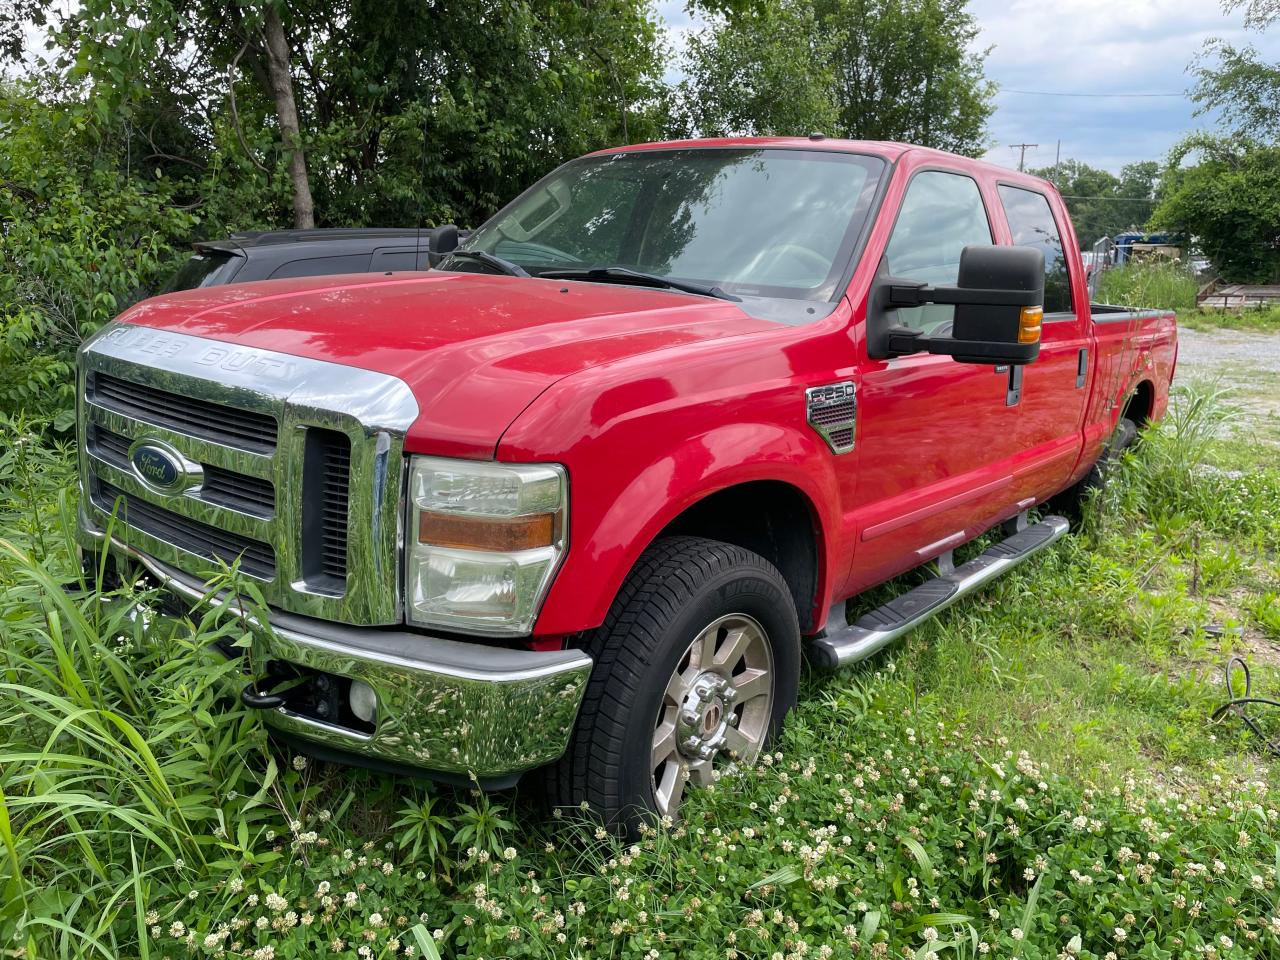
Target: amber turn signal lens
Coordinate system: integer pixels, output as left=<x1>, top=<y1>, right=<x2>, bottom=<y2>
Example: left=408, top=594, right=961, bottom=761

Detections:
left=1018, top=306, right=1044, bottom=344
left=419, top=511, right=556, bottom=552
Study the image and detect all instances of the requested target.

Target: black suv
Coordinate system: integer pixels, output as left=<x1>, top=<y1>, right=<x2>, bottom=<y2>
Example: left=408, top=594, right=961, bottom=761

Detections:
left=163, top=228, right=442, bottom=292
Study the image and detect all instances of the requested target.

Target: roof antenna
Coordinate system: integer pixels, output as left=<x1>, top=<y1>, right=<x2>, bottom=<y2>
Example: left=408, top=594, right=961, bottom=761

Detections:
left=415, top=115, right=430, bottom=270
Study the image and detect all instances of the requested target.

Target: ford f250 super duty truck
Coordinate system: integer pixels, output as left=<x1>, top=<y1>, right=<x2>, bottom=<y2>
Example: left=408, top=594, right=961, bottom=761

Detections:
left=76, top=138, right=1177, bottom=826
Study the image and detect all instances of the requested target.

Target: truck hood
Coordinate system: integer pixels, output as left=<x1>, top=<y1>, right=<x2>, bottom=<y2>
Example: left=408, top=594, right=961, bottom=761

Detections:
left=117, top=271, right=776, bottom=457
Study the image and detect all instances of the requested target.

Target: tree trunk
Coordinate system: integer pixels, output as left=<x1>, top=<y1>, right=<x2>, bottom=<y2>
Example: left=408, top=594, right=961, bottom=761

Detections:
left=262, top=5, right=315, bottom=229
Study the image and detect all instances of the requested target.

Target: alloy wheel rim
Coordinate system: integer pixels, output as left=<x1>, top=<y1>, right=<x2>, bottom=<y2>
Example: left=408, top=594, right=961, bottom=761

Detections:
left=650, top=613, right=775, bottom=818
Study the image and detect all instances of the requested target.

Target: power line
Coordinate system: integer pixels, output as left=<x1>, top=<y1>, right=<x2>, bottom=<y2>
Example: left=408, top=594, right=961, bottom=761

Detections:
left=999, top=88, right=1185, bottom=98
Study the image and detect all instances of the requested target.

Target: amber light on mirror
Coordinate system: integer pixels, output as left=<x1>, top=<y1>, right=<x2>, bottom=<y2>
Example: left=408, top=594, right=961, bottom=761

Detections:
left=1018, top=306, right=1044, bottom=344
left=419, top=511, right=556, bottom=552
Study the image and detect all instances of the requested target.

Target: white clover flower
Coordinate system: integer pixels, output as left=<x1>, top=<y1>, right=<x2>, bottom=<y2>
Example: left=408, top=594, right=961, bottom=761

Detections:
left=922, top=927, right=939, bottom=943
left=169, top=921, right=186, bottom=938
left=1011, top=928, right=1025, bottom=941
left=292, top=755, right=307, bottom=771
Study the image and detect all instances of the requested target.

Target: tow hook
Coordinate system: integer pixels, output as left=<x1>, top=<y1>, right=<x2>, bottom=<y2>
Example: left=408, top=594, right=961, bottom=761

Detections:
left=240, top=684, right=286, bottom=710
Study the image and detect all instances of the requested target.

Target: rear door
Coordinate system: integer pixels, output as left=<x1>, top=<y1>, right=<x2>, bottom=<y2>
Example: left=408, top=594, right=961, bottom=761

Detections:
left=993, top=184, right=1091, bottom=504
left=848, top=165, right=1026, bottom=594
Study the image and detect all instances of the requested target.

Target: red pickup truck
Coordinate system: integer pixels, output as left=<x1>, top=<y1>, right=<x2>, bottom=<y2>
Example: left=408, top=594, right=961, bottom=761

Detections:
left=77, top=137, right=1176, bottom=826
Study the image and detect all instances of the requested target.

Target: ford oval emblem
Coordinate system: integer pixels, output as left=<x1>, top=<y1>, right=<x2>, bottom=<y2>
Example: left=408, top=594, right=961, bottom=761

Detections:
left=129, top=440, right=196, bottom=495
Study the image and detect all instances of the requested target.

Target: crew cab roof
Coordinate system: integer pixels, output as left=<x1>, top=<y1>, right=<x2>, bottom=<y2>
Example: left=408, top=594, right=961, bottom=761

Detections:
left=588, top=137, right=1056, bottom=192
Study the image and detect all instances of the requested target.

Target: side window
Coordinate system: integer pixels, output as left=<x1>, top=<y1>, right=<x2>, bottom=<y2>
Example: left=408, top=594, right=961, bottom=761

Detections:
left=997, top=186, right=1073, bottom=315
left=371, top=248, right=425, bottom=272
left=269, top=253, right=371, bottom=280
left=883, top=171, right=993, bottom=333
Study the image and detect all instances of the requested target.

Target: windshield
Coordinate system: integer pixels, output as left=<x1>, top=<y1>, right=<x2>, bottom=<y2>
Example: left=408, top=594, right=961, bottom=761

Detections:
left=454, top=148, right=885, bottom=313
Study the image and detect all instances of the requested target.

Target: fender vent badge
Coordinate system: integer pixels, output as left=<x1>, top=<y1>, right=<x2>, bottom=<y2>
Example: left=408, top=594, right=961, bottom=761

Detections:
left=806, top=382, right=857, bottom=454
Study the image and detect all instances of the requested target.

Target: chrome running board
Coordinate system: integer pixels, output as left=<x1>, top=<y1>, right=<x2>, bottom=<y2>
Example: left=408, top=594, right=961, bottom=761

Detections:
left=810, top=514, right=1070, bottom=669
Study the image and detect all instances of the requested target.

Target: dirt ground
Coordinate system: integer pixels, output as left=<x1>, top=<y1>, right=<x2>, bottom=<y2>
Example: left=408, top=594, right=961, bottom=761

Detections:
left=1174, top=325, right=1280, bottom=445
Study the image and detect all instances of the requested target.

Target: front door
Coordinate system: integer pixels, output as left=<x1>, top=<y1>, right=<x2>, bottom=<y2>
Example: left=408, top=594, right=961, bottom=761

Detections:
left=846, top=167, right=1025, bottom=594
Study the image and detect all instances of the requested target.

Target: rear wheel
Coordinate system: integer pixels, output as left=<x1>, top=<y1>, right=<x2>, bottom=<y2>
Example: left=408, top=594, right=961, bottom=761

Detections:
left=543, top=536, right=800, bottom=830
left=1052, top=416, right=1139, bottom=519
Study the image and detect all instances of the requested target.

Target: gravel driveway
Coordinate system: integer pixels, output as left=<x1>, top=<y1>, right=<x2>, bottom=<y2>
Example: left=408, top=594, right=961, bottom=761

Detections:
left=1173, top=326, right=1280, bottom=443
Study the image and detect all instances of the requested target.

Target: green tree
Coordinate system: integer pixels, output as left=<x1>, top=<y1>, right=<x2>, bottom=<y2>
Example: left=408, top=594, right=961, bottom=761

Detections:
left=0, top=89, right=197, bottom=423
left=675, top=1, right=839, bottom=137
left=1032, top=159, right=1160, bottom=244
left=678, top=0, right=995, bottom=155
left=1151, top=135, right=1280, bottom=283
left=53, top=0, right=670, bottom=230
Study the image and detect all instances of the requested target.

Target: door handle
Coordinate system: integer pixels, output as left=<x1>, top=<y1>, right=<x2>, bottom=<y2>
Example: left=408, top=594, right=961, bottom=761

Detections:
left=1076, top=348, right=1088, bottom=389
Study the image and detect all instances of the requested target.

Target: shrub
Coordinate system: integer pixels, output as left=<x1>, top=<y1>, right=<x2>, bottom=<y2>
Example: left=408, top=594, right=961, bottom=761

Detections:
left=0, top=90, right=197, bottom=427
left=1096, top=259, right=1199, bottom=312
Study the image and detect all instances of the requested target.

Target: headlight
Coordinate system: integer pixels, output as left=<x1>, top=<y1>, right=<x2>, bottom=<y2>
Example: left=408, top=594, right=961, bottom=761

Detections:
left=405, top=456, right=568, bottom=636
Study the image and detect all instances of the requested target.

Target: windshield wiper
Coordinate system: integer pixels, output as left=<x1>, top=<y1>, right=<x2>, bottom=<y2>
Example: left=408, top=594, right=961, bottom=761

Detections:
left=537, top=266, right=741, bottom=302
left=442, top=250, right=530, bottom=278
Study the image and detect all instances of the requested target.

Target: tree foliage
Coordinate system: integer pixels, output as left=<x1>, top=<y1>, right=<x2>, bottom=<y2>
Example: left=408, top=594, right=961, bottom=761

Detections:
left=677, top=0, right=995, bottom=156
left=49, top=0, right=670, bottom=231
left=0, top=90, right=198, bottom=423
left=1190, top=39, right=1280, bottom=143
left=1172, top=3, right=1280, bottom=280
left=1029, top=159, right=1160, bottom=245
left=1152, top=135, right=1280, bottom=283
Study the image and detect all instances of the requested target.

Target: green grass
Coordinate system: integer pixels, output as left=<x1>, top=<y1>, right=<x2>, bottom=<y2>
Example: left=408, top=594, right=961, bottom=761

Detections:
left=1179, top=305, right=1280, bottom=333
left=2, top=383, right=1279, bottom=959
left=1096, top=260, right=1200, bottom=312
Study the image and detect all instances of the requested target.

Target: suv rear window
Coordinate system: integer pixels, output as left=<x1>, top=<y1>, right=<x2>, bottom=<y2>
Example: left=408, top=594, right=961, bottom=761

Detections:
left=162, top=251, right=238, bottom=292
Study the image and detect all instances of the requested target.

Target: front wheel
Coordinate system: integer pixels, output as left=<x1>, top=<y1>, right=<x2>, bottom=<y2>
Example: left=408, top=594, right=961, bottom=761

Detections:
left=543, top=537, right=800, bottom=830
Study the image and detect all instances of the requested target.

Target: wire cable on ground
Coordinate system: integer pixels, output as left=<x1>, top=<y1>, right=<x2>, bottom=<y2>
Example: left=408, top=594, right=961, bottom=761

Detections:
left=1211, top=656, right=1280, bottom=757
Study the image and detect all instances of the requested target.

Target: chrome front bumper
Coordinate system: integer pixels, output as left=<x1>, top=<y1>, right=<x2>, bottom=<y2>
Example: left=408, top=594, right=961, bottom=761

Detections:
left=81, top=510, right=592, bottom=785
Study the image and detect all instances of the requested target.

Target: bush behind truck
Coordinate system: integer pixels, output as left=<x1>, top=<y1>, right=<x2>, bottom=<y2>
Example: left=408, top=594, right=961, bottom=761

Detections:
left=76, top=137, right=1176, bottom=828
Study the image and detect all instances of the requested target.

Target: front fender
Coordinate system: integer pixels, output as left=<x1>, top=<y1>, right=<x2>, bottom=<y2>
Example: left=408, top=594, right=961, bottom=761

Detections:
left=526, top=421, right=844, bottom=637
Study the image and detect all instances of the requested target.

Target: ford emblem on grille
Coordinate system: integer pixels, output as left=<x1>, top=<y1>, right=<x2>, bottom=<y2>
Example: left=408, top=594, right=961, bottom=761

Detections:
left=128, top=439, right=202, bottom=495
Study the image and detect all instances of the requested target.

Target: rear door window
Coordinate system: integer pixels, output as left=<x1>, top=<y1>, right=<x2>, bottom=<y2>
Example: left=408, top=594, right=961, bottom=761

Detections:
left=268, top=254, right=372, bottom=280
left=883, top=171, right=993, bottom=334
left=997, top=186, right=1074, bottom=316
left=371, top=248, right=428, bottom=271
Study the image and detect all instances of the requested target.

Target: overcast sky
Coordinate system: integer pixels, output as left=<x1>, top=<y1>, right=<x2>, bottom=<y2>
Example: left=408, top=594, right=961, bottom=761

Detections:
left=656, top=0, right=1280, bottom=174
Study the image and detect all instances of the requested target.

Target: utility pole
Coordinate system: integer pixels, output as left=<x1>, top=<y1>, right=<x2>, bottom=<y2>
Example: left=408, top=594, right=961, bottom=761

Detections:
left=1010, top=142, right=1038, bottom=172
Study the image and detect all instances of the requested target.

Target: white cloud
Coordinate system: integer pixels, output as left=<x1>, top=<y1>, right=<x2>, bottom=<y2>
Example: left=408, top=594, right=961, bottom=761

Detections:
left=969, top=0, right=1280, bottom=172
left=651, top=0, right=1280, bottom=173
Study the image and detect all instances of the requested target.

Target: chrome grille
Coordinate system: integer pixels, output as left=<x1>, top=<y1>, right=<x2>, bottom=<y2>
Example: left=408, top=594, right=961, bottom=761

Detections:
left=90, top=424, right=275, bottom=519
left=93, top=479, right=277, bottom=580
left=301, top=427, right=351, bottom=592
left=90, top=371, right=279, bottom=453
left=318, top=434, right=351, bottom=581
left=77, top=322, right=419, bottom=626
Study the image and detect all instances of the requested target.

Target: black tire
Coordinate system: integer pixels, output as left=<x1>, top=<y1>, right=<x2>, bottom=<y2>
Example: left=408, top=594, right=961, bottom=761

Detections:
left=1051, top=416, right=1139, bottom=520
left=542, top=536, right=801, bottom=831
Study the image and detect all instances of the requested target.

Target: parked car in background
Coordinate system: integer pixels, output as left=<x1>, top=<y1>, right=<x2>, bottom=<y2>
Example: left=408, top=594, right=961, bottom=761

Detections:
left=80, top=138, right=1177, bottom=829
left=162, top=228, right=443, bottom=292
